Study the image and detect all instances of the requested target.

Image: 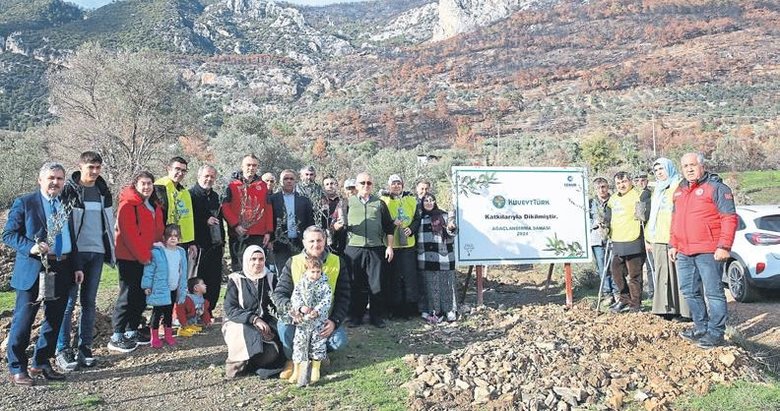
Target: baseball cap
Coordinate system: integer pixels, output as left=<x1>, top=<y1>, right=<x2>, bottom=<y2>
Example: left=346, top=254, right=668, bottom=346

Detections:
left=387, top=174, right=403, bottom=185
left=344, top=178, right=356, bottom=189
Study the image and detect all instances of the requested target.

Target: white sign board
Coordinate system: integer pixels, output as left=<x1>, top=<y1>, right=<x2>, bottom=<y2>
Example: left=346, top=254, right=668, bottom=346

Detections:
left=453, top=167, right=591, bottom=265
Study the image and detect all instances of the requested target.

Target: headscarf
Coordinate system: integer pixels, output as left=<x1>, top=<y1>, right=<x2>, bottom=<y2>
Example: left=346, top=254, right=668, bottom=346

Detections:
left=242, top=245, right=267, bottom=280
left=648, top=157, right=681, bottom=237
left=421, top=194, right=446, bottom=236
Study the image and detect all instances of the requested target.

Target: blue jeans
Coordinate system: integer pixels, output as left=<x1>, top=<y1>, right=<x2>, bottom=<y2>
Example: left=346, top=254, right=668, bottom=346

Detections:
left=57, top=252, right=104, bottom=351
left=277, top=320, right=348, bottom=359
left=676, top=253, right=727, bottom=338
left=592, top=245, right=615, bottom=295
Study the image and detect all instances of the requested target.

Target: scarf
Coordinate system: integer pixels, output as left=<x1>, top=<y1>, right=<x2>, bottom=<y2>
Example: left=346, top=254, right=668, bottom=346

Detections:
left=648, top=157, right=681, bottom=237
left=242, top=245, right=267, bottom=281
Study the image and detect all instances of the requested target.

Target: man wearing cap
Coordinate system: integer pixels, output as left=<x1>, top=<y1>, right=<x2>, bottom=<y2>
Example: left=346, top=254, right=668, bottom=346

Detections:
left=323, top=176, right=347, bottom=255
left=381, top=174, right=421, bottom=319
left=334, top=172, right=395, bottom=328
left=343, top=178, right=357, bottom=198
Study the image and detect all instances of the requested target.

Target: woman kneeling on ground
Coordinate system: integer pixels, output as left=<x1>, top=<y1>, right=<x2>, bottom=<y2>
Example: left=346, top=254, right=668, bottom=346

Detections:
left=222, top=245, right=284, bottom=379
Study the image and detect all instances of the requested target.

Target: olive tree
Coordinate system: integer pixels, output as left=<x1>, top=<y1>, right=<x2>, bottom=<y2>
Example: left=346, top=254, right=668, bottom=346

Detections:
left=47, top=43, right=197, bottom=187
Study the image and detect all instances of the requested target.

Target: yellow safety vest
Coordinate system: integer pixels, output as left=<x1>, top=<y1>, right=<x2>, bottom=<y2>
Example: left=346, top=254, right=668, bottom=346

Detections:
left=607, top=189, right=642, bottom=243
left=646, top=179, right=680, bottom=244
left=291, top=253, right=339, bottom=306
left=155, top=176, right=195, bottom=243
left=380, top=194, right=417, bottom=248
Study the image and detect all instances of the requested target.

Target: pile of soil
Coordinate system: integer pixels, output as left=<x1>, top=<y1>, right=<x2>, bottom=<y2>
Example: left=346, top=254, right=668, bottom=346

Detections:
left=404, top=303, right=769, bottom=411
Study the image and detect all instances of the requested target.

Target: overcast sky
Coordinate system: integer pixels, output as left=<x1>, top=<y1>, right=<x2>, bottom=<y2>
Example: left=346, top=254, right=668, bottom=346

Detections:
left=69, top=0, right=368, bottom=9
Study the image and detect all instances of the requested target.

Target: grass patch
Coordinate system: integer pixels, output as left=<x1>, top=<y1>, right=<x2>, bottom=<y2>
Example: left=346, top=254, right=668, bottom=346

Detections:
left=76, top=395, right=104, bottom=407
left=735, top=170, right=780, bottom=205
left=263, top=320, right=441, bottom=410
left=676, top=380, right=780, bottom=411
left=0, top=263, right=119, bottom=312
left=0, top=290, right=15, bottom=312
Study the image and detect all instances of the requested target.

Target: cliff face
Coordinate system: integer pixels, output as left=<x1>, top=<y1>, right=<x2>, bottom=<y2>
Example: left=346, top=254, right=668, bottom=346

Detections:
left=432, top=0, right=559, bottom=41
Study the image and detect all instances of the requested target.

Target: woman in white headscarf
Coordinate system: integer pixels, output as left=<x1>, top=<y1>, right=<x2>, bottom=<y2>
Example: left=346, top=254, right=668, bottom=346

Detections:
left=646, top=158, right=690, bottom=319
left=222, top=245, right=283, bottom=378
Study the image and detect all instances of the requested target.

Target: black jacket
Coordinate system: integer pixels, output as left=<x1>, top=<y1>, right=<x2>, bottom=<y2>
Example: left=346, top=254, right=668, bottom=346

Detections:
left=189, top=183, right=225, bottom=249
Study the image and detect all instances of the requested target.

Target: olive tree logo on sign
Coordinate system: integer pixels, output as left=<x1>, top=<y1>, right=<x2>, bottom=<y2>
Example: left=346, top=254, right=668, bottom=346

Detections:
left=464, top=243, right=475, bottom=256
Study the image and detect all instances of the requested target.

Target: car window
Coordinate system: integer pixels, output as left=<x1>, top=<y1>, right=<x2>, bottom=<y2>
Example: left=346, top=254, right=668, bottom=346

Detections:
left=755, top=215, right=780, bottom=232
left=737, top=216, right=746, bottom=231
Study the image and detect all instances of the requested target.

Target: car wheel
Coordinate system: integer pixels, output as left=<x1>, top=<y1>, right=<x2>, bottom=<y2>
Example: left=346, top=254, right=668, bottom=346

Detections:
left=727, top=260, right=756, bottom=303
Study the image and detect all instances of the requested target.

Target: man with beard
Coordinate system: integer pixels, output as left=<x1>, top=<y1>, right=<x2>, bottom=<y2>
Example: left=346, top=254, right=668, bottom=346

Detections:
left=222, top=154, right=274, bottom=271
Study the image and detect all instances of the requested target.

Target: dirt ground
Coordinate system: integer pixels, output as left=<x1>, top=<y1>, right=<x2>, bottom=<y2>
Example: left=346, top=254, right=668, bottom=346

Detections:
left=0, top=266, right=778, bottom=410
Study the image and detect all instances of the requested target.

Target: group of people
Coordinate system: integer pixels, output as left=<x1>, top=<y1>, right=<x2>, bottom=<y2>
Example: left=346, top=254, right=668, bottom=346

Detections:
left=589, top=152, right=737, bottom=349
left=3, top=152, right=460, bottom=386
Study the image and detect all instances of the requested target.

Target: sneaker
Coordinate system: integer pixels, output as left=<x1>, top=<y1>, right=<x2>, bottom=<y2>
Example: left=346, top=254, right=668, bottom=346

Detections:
left=107, top=337, right=137, bottom=353
left=609, top=302, right=629, bottom=313
left=446, top=311, right=457, bottom=322
left=426, top=313, right=441, bottom=325
left=55, top=349, right=79, bottom=372
left=696, top=333, right=725, bottom=349
left=135, top=328, right=151, bottom=346
left=679, top=328, right=707, bottom=343
left=77, top=346, right=96, bottom=368
left=421, top=312, right=431, bottom=321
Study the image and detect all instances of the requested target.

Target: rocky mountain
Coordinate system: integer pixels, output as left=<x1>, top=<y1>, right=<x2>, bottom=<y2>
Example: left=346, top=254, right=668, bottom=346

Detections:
left=432, top=0, right=561, bottom=41
left=1, top=0, right=779, bottom=177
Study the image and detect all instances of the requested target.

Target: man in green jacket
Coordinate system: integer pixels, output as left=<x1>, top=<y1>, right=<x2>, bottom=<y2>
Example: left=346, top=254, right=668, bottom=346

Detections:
left=335, top=172, right=394, bottom=328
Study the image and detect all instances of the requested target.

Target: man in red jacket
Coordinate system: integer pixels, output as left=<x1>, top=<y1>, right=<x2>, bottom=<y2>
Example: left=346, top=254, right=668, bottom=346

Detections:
left=222, top=154, right=274, bottom=271
left=669, top=153, right=737, bottom=349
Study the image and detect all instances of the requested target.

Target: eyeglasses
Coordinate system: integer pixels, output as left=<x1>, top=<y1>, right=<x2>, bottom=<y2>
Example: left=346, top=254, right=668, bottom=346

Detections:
left=173, top=167, right=188, bottom=173
left=358, top=181, right=373, bottom=186
left=265, top=180, right=276, bottom=183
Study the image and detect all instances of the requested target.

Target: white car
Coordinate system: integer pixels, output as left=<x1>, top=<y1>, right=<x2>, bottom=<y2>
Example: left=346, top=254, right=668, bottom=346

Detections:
left=724, top=205, right=780, bottom=302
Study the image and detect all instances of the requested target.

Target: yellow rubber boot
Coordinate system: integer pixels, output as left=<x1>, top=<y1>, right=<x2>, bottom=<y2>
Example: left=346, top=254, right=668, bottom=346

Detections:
left=310, top=360, right=322, bottom=383
left=279, top=360, right=294, bottom=380
left=177, top=326, right=195, bottom=337
left=287, top=362, right=301, bottom=384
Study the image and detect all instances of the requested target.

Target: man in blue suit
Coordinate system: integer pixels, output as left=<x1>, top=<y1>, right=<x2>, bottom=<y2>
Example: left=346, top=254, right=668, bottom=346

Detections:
left=3, top=162, right=83, bottom=386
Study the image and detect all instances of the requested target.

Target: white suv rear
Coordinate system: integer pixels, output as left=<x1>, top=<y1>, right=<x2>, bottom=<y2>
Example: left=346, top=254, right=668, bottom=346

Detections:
left=724, top=205, right=780, bottom=302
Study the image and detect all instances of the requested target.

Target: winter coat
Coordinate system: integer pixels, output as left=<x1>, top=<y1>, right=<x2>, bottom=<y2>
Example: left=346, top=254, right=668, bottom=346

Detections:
left=670, top=172, right=738, bottom=255
left=61, top=171, right=116, bottom=266
left=416, top=213, right=456, bottom=271
left=141, top=245, right=187, bottom=306
left=114, top=186, right=164, bottom=263
left=221, top=172, right=274, bottom=236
